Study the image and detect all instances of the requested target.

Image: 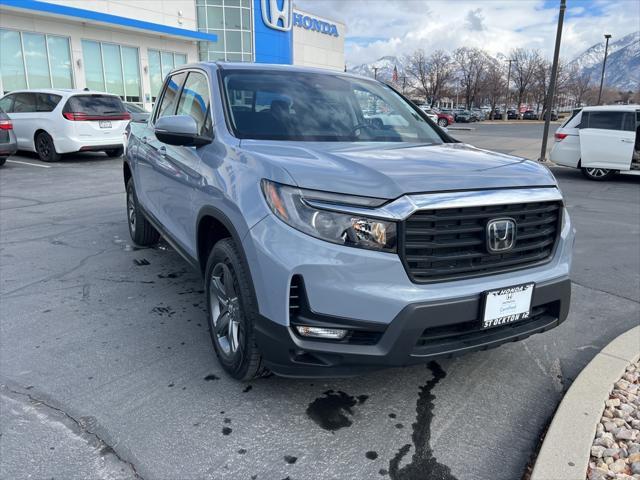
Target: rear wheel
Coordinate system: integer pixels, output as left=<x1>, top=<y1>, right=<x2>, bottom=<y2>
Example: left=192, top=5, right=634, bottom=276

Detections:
left=437, top=118, right=448, bottom=127
left=105, top=147, right=124, bottom=158
left=205, top=238, right=267, bottom=381
left=0, top=157, right=6, bottom=167
left=35, top=132, right=60, bottom=162
left=581, top=167, right=616, bottom=181
left=126, top=178, right=160, bottom=246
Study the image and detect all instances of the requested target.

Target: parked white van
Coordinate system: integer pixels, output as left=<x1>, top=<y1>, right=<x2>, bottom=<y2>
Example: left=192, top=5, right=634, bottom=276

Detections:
left=0, top=89, right=130, bottom=162
left=550, top=105, right=639, bottom=180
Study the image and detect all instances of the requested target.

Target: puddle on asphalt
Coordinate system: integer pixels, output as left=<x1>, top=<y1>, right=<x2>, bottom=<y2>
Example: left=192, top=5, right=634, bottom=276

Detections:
left=306, top=390, right=369, bottom=431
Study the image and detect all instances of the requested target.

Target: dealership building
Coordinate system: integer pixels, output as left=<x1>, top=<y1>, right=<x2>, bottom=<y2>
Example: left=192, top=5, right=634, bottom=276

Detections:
left=0, top=0, right=345, bottom=109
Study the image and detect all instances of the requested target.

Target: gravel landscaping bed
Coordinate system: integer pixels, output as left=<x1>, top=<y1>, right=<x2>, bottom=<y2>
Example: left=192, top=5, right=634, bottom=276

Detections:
left=589, top=361, right=640, bottom=480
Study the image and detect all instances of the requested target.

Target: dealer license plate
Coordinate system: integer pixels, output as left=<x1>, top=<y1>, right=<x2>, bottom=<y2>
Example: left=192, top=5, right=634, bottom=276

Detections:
left=482, top=283, right=534, bottom=329
left=99, top=120, right=112, bottom=129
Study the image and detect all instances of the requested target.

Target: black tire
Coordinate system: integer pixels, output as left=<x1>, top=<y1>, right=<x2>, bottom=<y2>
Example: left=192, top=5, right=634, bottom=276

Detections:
left=0, top=157, right=6, bottom=167
left=35, top=132, right=60, bottom=162
left=581, top=167, right=616, bottom=181
left=126, top=178, right=160, bottom=246
left=205, top=238, right=268, bottom=381
left=105, top=147, right=124, bottom=158
left=437, top=118, right=448, bottom=127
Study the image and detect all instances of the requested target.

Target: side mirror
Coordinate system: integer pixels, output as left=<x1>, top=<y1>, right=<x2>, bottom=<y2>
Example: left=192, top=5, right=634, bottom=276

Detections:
left=154, top=115, right=212, bottom=147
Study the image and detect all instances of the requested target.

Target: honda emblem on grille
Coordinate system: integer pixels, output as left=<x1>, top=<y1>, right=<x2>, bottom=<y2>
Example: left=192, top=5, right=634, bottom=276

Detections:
left=486, top=218, right=517, bottom=253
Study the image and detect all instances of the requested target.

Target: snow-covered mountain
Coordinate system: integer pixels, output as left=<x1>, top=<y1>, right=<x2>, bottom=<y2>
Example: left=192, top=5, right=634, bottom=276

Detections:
left=349, top=56, right=405, bottom=82
left=568, top=31, right=639, bottom=91
left=348, top=31, right=639, bottom=91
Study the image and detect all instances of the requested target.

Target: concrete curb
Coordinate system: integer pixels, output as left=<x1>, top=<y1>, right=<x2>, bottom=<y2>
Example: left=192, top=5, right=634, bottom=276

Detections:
left=531, top=326, right=640, bottom=480
left=447, top=126, right=474, bottom=131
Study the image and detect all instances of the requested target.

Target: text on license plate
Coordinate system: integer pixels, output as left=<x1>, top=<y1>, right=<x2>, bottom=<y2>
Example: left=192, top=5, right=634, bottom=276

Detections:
left=482, top=283, right=534, bottom=329
left=99, top=120, right=112, bottom=128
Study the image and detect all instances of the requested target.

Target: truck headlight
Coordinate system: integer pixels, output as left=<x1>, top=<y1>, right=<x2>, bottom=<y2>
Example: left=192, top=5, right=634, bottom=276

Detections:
left=261, top=180, right=396, bottom=252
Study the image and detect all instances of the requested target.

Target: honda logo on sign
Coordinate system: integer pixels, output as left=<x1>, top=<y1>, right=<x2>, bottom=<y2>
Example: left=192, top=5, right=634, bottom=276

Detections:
left=261, top=0, right=292, bottom=31
left=486, top=218, right=517, bottom=253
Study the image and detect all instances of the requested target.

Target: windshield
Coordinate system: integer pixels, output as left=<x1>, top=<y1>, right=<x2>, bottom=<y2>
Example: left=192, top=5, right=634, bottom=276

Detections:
left=221, top=70, right=444, bottom=143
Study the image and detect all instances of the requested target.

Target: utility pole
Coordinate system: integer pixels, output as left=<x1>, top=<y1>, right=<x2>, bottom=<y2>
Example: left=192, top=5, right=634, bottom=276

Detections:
left=539, top=0, right=566, bottom=162
left=597, top=34, right=612, bottom=105
left=400, top=76, right=407, bottom=94
left=503, top=59, right=514, bottom=121
left=373, top=67, right=379, bottom=80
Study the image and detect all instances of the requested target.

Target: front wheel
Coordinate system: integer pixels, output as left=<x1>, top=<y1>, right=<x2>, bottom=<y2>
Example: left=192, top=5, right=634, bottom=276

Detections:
left=581, top=167, right=616, bottom=181
left=205, top=238, right=267, bottom=381
left=437, top=118, right=448, bottom=127
left=35, top=132, right=60, bottom=162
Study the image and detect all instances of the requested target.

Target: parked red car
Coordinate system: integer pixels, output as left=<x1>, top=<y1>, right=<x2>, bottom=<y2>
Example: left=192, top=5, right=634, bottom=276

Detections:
left=435, top=111, right=455, bottom=127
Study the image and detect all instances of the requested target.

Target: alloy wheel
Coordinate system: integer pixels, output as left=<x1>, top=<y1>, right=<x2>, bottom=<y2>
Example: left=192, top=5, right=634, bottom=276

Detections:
left=210, top=262, right=243, bottom=358
left=585, top=168, right=610, bottom=178
left=127, top=186, right=136, bottom=234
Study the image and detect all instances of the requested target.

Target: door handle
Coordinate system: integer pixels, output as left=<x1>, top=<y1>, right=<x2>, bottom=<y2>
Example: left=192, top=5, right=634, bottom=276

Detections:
left=621, top=139, right=633, bottom=143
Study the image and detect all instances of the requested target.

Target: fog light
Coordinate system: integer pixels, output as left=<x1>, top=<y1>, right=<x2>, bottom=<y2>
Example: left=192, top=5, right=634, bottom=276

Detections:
left=295, top=326, right=348, bottom=340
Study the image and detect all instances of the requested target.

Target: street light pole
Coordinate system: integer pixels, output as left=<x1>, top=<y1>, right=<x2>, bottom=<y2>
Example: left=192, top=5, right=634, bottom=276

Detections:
left=597, top=34, right=612, bottom=105
left=539, top=0, right=566, bottom=162
left=503, top=59, right=514, bottom=122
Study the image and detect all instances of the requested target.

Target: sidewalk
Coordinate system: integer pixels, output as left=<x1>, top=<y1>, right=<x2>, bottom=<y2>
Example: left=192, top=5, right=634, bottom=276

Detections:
left=531, top=326, right=640, bottom=480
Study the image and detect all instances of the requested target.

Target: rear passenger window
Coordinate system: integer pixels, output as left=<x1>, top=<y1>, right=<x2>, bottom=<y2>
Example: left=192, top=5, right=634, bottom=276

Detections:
left=156, top=72, right=187, bottom=121
left=0, top=94, right=14, bottom=112
left=622, top=112, right=635, bottom=132
left=584, top=111, right=624, bottom=130
left=36, top=93, right=62, bottom=112
left=175, top=71, right=211, bottom=136
left=12, top=93, right=37, bottom=113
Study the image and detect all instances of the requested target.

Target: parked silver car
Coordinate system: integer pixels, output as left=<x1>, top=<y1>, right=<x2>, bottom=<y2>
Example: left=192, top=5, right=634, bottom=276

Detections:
left=124, top=63, right=574, bottom=380
left=0, top=107, right=17, bottom=166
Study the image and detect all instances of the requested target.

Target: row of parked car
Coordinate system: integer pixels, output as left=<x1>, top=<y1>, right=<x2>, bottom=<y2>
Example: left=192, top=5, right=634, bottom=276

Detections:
left=0, top=88, right=150, bottom=165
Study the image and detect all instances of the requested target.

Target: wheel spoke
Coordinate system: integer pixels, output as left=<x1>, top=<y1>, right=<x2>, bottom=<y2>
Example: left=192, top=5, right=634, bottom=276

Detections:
left=229, top=320, right=239, bottom=351
left=216, top=310, right=231, bottom=335
left=211, top=275, right=228, bottom=307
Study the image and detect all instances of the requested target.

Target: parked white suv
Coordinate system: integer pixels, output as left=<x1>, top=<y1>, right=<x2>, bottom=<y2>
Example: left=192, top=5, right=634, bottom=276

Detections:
left=0, top=89, right=131, bottom=162
left=550, top=105, right=639, bottom=180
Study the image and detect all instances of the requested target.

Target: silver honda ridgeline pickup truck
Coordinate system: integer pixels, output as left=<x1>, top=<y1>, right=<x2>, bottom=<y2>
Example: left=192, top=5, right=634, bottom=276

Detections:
left=124, top=63, right=574, bottom=380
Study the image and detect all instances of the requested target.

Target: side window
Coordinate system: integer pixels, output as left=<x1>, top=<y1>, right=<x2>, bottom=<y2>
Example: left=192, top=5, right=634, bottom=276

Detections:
left=36, top=93, right=62, bottom=112
left=0, top=94, right=14, bottom=113
left=12, top=93, right=37, bottom=113
left=155, top=71, right=187, bottom=121
left=578, top=112, right=589, bottom=129
left=586, top=111, right=624, bottom=131
left=621, top=112, right=635, bottom=132
left=175, top=71, right=212, bottom=136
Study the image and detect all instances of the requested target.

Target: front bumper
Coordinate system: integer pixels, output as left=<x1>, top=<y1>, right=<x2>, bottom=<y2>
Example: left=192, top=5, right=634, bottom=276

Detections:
left=243, top=195, right=574, bottom=377
left=255, top=276, right=571, bottom=377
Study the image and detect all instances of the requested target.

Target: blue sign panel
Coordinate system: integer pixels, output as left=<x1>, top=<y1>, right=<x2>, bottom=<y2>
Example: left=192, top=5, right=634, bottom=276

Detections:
left=253, top=0, right=293, bottom=64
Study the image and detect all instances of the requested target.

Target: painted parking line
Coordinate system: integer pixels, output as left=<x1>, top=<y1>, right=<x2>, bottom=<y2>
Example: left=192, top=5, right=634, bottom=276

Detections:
left=6, top=159, right=51, bottom=168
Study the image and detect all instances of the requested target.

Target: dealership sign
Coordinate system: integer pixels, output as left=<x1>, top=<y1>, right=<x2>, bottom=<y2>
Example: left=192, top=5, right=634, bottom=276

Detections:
left=261, top=0, right=292, bottom=31
left=293, top=12, right=339, bottom=37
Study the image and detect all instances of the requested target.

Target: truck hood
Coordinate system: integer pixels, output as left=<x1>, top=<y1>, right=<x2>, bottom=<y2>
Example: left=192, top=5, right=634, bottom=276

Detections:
left=240, top=140, right=557, bottom=199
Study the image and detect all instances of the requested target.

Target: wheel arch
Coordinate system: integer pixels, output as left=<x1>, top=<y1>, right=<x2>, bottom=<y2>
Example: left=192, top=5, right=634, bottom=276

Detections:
left=33, top=129, right=54, bottom=152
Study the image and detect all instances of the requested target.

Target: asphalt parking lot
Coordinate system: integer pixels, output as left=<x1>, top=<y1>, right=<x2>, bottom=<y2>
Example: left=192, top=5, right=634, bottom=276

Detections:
left=1, top=127, right=639, bottom=480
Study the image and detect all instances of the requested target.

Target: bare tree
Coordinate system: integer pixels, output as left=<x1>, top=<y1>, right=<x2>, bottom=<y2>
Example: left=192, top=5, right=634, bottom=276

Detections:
left=567, top=65, right=591, bottom=107
left=425, top=50, right=455, bottom=106
left=453, top=47, right=487, bottom=108
left=510, top=48, right=541, bottom=114
left=480, top=58, right=506, bottom=118
left=404, top=50, right=429, bottom=101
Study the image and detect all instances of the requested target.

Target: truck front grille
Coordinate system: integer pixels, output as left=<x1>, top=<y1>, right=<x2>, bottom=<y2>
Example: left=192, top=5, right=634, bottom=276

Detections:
left=400, top=200, right=562, bottom=282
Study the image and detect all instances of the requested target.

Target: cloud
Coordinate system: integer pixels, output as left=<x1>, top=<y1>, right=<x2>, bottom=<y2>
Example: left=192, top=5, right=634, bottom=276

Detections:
left=294, top=0, right=640, bottom=65
left=465, top=8, right=485, bottom=32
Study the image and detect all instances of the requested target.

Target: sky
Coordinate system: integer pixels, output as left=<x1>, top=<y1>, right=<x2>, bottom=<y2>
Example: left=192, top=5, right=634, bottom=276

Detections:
left=294, top=0, right=640, bottom=66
